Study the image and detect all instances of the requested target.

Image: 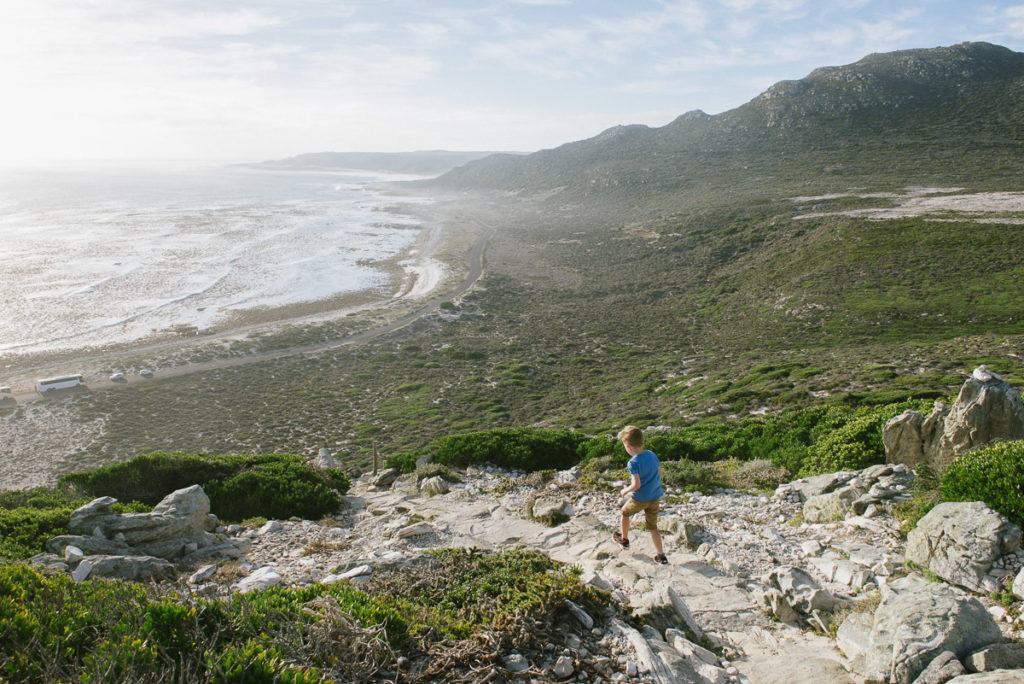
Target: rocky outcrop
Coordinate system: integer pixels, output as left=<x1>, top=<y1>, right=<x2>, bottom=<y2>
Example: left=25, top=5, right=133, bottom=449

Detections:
left=787, top=463, right=914, bottom=523
left=856, top=575, right=1003, bottom=684
left=35, top=485, right=249, bottom=581
left=905, top=501, right=1022, bottom=594
left=884, top=366, right=1024, bottom=470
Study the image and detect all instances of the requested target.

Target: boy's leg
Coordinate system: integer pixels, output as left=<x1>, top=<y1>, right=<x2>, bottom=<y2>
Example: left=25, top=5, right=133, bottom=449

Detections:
left=620, top=513, right=631, bottom=541
left=650, top=528, right=665, bottom=556
left=644, top=502, right=666, bottom=558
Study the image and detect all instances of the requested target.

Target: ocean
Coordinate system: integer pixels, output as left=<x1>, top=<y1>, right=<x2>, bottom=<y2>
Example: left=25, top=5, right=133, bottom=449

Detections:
left=0, top=161, right=429, bottom=356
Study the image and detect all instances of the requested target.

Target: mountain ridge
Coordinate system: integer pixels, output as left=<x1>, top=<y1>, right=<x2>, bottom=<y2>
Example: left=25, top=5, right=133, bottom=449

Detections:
left=429, top=41, right=1024, bottom=198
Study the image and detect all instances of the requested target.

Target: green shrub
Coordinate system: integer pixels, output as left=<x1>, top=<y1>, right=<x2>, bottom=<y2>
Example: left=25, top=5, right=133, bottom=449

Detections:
left=386, top=450, right=422, bottom=473
left=60, top=452, right=345, bottom=522
left=797, top=403, right=914, bottom=477
left=941, top=441, right=1024, bottom=527
left=714, top=458, right=791, bottom=491
left=203, top=460, right=342, bottom=522
left=431, top=428, right=584, bottom=472
left=661, top=459, right=724, bottom=493
left=0, top=488, right=151, bottom=561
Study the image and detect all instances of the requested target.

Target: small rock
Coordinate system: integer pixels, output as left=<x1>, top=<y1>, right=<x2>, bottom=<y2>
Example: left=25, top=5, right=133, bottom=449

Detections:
left=504, top=653, right=530, bottom=673
left=188, top=564, right=218, bottom=585
left=258, top=520, right=284, bottom=535
left=800, top=540, right=823, bottom=557
left=553, top=655, right=574, bottom=678
left=72, top=558, right=93, bottom=582
left=397, top=522, right=433, bottom=538
left=64, top=545, right=84, bottom=565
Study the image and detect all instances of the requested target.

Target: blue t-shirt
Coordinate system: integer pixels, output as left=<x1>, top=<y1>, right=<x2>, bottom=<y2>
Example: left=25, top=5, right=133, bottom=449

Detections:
left=627, top=449, right=663, bottom=501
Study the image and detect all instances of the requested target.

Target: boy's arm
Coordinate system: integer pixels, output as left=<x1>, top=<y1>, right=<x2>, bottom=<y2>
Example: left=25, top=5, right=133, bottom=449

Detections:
left=621, top=473, right=642, bottom=498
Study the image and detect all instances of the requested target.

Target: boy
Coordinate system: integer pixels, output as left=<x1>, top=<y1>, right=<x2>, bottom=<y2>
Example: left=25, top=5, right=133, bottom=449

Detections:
left=613, top=425, right=667, bottom=564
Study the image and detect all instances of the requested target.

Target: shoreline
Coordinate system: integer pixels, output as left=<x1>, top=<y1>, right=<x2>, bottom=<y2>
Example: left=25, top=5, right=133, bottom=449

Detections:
left=0, top=194, right=458, bottom=396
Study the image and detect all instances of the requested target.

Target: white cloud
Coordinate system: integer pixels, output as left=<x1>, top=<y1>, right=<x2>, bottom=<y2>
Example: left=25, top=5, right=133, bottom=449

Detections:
left=1005, top=5, right=1024, bottom=33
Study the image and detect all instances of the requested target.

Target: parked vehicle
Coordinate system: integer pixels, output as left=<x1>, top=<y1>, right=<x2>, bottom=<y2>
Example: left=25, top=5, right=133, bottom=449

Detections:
left=110, top=372, right=126, bottom=382
left=36, top=375, right=84, bottom=392
left=0, top=386, right=12, bottom=400
left=140, top=369, right=154, bottom=378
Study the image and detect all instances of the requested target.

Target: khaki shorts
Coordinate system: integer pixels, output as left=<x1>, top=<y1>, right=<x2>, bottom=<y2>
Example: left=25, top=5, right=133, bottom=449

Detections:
left=621, top=497, right=660, bottom=530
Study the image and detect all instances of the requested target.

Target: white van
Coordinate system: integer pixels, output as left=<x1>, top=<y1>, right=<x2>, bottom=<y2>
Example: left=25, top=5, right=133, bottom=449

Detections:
left=36, top=375, right=85, bottom=392
left=0, top=386, right=12, bottom=400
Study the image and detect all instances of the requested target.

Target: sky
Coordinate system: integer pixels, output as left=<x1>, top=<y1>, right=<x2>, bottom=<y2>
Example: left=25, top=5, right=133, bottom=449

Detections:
left=3, top=0, right=1024, bottom=163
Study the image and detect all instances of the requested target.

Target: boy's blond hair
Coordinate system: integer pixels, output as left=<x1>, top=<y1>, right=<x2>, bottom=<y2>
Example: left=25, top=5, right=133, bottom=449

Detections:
left=618, top=425, right=644, bottom=449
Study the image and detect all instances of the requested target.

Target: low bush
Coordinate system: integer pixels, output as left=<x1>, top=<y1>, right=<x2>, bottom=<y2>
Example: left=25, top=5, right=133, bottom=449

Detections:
left=385, top=450, right=422, bottom=473
left=940, top=441, right=1024, bottom=527
left=431, top=428, right=583, bottom=472
left=661, top=459, right=724, bottom=493
left=60, top=452, right=347, bottom=522
left=714, top=458, right=791, bottom=491
left=796, top=403, right=920, bottom=477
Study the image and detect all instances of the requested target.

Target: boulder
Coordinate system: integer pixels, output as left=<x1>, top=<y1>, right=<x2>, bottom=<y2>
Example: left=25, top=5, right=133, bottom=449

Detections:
left=530, top=496, right=573, bottom=526
left=803, top=484, right=867, bottom=523
left=964, top=643, right=1024, bottom=672
left=66, top=485, right=216, bottom=559
left=762, top=565, right=839, bottom=616
left=911, top=651, right=966, bottom=684
left=785, top=471, right=858, bottom=503
left=905, top=501, right=1021, bottom=593
left=235, top=566, right=282, bottom=593
left=756, top=587, right=799, bottom=623
left=664, top=630, right=728, bottom=684
left=74, top=554, right=176, bottom=582
left=946, top=673, right=1024, bottom=683
left=371, top=468, right=401, bottom=488
left=884, top=405, right=948, bottom=468
left=862, top=576, right=1002, bottom=684
left=312, top=448, right=335, bottom=469
left=419, top=476, right=449, bottom=497
left=885, top=367, right=1024, bottom=470
left=1014, top=567, right=1024, bottom=600
left=45, top=486, right=250, bottom=583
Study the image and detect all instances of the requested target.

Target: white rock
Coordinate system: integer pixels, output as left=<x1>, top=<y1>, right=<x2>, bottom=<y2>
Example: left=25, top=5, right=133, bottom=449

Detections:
left=72, top=558, right=93, bottom=582
left=800, top=540, right=823, bottom=557
left=1014, top=567, right=1024, bottom=600
left=235, top=566, right=282, bottom=593
left=259, top=520, right=284, bottom=535
left=64, top=545, right=84, bottom=565
left=553, top=655, right=574, bottom=678
left=397, top=521, right=433, bottom=538
left=339, top=564, right=373, bottom=579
